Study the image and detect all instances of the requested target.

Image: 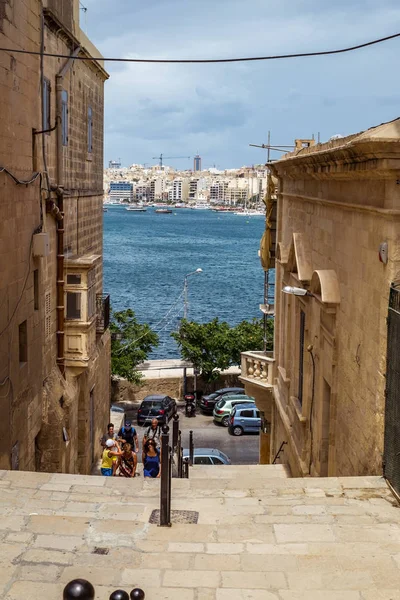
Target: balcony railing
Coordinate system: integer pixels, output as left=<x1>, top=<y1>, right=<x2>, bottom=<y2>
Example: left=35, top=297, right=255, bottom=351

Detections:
left=240, top=351, right=274, bottom=387
left=96, top=294, right=110, bottom=334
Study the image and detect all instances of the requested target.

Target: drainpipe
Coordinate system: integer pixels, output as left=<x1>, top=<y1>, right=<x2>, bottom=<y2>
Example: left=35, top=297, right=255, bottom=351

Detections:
left=54, top=46, right=81, bottom=377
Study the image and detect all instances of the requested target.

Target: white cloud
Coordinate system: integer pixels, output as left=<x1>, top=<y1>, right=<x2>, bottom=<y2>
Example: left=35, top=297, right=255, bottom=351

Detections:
left=83, top=0, right=400, bottom=167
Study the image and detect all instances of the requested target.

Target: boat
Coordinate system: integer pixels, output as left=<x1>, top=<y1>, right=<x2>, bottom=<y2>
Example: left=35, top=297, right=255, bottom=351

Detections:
left=125, top=206, right=147, bottom=212
left=103, top=207, right=108, bottom=212
left=191, top=201, right=211, bottom=210
left=233, top=209, right=265, bottom=217
left=155, top=208, right=173, bottom=214
left=174, top=202, right=187, bottom=208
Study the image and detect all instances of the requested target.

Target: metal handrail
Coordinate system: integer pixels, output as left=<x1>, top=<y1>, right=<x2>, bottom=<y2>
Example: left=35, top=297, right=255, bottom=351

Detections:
left=272, top=441, right=287, bottom=464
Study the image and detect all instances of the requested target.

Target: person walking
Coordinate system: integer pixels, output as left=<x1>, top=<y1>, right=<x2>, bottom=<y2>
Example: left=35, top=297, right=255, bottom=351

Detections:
left=143, top=418, right=162, bottom=450
left=100, top=423, right=118, bottom=448
left=101, top=439, right=122, bottom=476
left=118, top=421, right=139, bottom=454
left=117, top=443, right=138, bottom=478
left=142, top=439, right=161, bottom=478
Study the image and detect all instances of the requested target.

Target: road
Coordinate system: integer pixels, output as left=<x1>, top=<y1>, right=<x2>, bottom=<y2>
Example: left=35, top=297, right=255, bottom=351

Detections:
left=124, top=405, right=260, bottom=465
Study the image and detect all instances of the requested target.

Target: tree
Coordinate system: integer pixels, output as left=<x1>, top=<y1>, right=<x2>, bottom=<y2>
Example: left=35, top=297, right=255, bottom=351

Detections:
left=111, top=309, right=159, bottom=384
left=171, top=317, right=274, bottom=384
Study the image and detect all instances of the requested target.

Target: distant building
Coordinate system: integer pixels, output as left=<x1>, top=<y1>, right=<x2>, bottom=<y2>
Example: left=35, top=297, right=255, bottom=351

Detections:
left=109, top=159, right=121, bottom=169
left=109, top=181, right=133, bottom=202
left=194, top=155, right=202, bottom=172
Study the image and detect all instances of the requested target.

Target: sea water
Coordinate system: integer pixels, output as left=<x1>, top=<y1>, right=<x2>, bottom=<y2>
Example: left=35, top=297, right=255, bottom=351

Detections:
left=104, top=206, right=267, bottom=359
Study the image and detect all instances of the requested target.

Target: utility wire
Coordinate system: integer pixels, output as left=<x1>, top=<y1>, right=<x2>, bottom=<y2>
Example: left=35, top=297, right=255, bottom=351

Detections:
left=0, top=166, right=41, bottom=186
left=0, top=32, right=398, bottom=64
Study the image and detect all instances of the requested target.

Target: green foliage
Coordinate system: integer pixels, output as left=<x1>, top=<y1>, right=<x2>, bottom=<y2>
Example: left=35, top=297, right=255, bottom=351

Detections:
left=111, top=309, right=159, bottom=384
left=171, top=317, right=274, bottom=384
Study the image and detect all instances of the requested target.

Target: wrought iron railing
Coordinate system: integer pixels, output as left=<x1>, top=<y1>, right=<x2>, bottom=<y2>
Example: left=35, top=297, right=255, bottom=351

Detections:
left=96, top=293, right=110, bottom=333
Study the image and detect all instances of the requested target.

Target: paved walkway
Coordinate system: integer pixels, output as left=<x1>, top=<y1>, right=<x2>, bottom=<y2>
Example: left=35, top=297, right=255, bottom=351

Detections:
left=1, top=465, right=400, bottom=599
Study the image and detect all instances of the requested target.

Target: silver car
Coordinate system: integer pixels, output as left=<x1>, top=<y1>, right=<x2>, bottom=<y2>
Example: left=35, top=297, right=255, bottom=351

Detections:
left=183, top=447, right=231, bottom=465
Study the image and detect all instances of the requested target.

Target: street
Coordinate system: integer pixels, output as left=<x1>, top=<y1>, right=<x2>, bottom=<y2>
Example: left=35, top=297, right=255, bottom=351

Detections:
left=124, top=405, right=260, bottom=465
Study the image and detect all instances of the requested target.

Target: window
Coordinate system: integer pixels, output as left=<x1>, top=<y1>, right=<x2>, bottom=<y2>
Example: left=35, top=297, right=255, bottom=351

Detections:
left=61, top=90, right=68, bottom=146
left=33, top=269, right=39, bottom=310
left=43, top=78, right=51, bottom=132
left=194, top=456, right=212, bottom=465
left=66, top=292, right=81, bottom=320
left=87, top=106, right=93, bottom=153
left=19, top=320, right=28, bottom=363
left=67, top=274, right=81, bottom=285
left=87, top=268, right=96, bottom=320
left=240, top=410, right=254, bottom=418
left=211, top=457, right=224, bottom=465
left=298, top=309, right=306, bottom=405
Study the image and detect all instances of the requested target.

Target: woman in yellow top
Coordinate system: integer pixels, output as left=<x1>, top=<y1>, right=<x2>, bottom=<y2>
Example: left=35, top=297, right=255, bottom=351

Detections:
left=101, top=439, right=122, bottom=476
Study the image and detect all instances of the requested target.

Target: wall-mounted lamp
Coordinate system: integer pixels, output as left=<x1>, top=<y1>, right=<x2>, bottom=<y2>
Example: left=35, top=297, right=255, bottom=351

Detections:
left=282, top=286, right=313, bottom=297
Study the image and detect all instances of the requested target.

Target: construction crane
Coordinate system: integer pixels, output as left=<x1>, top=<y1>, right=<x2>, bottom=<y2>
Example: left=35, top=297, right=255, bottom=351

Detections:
left=152, top=153, right=191, bottom=168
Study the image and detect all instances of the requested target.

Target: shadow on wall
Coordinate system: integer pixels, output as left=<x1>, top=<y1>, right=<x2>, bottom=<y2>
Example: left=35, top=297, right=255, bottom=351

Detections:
left=111, top=372, right=242, bottom=405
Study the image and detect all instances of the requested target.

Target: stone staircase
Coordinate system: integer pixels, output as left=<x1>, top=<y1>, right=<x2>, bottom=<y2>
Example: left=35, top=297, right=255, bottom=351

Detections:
left=1, top=465, right=400, bottom=599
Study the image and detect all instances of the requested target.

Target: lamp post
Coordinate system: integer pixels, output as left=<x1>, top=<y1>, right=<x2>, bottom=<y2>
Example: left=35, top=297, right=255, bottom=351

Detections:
left=182, top=268, right=203, bottom=396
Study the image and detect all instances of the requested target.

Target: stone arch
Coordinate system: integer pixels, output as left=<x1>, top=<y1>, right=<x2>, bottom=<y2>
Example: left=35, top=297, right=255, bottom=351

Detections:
left=310, top=270, right=341, bottom=304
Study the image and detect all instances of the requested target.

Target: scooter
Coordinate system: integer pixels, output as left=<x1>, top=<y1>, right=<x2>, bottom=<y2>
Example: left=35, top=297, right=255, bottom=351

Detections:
left=184, top=393, right=196, bottom=417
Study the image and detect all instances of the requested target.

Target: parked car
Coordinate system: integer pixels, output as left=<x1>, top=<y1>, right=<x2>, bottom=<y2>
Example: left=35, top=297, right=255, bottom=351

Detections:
left=213, top=395, right=255, bottom=427
left=228, top=403, right=261, bottom=436
left=137, top=395, right=177, bottom=426
left=183, top=448, right=231, bottom=465
left=199, top=387, right=245, bottom=414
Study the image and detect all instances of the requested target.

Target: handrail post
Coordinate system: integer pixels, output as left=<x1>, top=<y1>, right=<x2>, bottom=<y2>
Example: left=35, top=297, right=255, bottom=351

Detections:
left=177, top=430, right=182, bottom=478
left=160, top=425, right=171, bottom=527
left=172, top=413, right=179, bottom=449
left=184, top=458, right=189, bottom=479
left=189, top=430, right=194, bottom=466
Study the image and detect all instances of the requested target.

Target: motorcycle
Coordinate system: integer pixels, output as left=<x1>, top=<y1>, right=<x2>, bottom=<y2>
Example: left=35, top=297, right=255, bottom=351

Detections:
left=184, top=393, right=196, bottom=417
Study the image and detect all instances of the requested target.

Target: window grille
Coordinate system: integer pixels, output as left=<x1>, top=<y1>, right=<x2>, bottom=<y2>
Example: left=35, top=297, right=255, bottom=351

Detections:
left=45, top=291, right=51, bottom=339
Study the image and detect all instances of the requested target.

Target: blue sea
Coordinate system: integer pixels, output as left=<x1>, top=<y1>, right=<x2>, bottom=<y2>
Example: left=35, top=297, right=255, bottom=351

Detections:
left=103, top=206, right=267, bottom=359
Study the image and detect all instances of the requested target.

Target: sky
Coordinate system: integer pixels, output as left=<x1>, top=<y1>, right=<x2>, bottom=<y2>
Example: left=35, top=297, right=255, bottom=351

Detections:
left=82, top=0, right=400, bottom=170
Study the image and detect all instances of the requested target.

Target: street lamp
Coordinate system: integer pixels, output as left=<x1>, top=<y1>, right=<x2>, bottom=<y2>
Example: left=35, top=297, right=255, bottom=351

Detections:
left=183, top=268, right=203, bottom=396
left=282, top=286, right=313, bottom=297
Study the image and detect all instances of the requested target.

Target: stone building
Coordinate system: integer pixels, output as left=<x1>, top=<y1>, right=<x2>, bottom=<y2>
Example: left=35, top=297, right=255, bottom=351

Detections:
left=241, top=120, right=400, bottom=483
left=0, top=0, right=110, bottom=474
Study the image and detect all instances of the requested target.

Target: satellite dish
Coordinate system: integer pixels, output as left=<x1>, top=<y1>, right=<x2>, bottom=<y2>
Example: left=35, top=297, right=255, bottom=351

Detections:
left=329, top=134, right=344, bottom=141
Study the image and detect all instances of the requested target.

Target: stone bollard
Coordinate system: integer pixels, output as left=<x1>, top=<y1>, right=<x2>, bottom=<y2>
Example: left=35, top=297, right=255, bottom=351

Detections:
left=63, top=580, right=145, bottom=600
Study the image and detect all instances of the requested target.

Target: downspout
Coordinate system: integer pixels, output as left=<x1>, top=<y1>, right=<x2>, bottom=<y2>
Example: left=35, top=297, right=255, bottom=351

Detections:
left=55, top=46, right=81, bottom=377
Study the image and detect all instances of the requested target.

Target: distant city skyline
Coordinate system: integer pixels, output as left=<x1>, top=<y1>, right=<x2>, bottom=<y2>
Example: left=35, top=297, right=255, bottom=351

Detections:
left=83, top=0, right=400, bottom=169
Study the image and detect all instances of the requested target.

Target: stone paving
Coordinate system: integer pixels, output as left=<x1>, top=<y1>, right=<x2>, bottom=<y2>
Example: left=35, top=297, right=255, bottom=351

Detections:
left=1, top=465, right=400, bottom=599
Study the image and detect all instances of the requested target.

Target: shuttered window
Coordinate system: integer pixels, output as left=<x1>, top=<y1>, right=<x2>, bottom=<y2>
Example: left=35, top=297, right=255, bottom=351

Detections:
left=61, top=90, right=68, bottom=146
left=87, top=106, right=93, bottom=153
left=298, top=310, right=305, bottom=406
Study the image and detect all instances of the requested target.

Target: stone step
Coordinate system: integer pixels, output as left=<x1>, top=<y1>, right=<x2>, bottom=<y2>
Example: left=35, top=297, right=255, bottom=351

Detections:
left=0, top=468, right=397, bottom=600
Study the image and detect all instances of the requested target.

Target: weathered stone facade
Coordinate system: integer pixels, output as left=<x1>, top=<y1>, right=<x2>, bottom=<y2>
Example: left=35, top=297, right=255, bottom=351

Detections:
left=242, top=120, right=400, bottom=477
left=0, top=0, right=110, bottom=474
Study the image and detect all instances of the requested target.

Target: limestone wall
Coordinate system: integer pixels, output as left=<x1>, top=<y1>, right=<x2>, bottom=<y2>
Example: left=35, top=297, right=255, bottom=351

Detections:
left=272, top=132, right=400, bottom=477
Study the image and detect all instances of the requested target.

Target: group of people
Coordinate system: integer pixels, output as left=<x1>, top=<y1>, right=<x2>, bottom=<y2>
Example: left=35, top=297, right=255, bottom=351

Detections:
left=100, top=418, right=162, bottom=478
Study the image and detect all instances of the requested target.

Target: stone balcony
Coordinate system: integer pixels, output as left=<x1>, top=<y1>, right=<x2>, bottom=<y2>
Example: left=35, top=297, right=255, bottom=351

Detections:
left=240, top=350, right=275, bottom=389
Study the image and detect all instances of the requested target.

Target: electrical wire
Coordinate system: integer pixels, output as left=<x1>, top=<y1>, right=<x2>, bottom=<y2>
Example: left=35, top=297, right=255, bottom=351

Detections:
left=115, top=290, right=184, bottom=354
left=0, top=32, right=398, bottom=64
left=0, top=167, right=40, bottom=186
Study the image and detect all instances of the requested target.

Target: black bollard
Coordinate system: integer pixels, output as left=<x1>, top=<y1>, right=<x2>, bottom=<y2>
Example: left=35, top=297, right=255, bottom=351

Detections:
left=130, top=589, right=145, bottom=599
left=172, top=413, right=179, bottom=449
left=110, top=591, right=129, bottom=600
left=189, top=430, right=194, bottom=466
left=63, top=579, right=95, bottom=600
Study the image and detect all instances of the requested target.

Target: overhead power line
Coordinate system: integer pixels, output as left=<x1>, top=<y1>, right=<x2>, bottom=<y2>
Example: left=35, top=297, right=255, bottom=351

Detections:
left=0, top=32, right=398, bottom=64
